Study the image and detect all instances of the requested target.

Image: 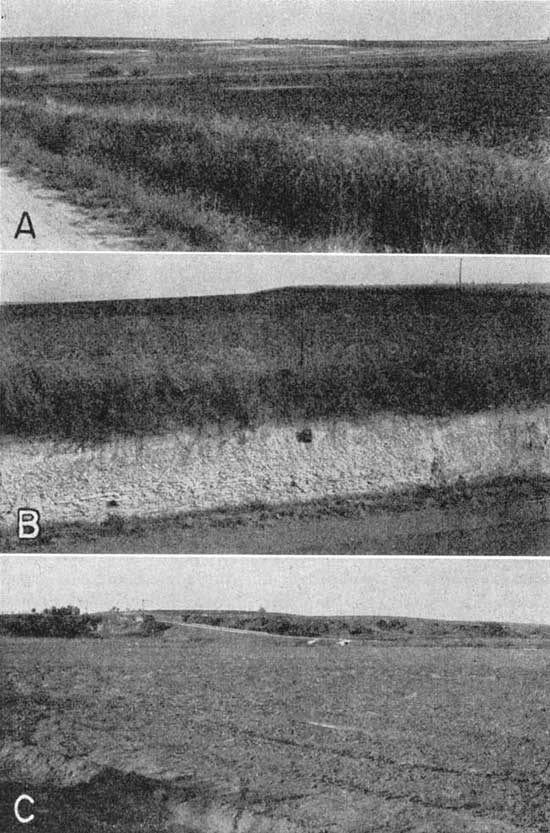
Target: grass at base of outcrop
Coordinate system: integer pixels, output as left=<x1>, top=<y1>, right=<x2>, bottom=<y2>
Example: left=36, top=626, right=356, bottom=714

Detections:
left=3, top=474, right=549, bottom=555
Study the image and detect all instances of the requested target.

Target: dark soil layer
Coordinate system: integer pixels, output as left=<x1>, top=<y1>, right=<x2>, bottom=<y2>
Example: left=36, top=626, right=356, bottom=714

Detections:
left=0, top=771, right=176, bottom=833
left=3, top=474, right=549, bottom=555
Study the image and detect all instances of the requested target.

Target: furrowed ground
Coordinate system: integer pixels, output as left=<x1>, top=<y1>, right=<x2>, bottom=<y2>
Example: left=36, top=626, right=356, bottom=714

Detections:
left=2, top=285, right=549, bottom=442
left=1, top=623, right=549, bottom=832
left=2, top=38, right=549, bottom=251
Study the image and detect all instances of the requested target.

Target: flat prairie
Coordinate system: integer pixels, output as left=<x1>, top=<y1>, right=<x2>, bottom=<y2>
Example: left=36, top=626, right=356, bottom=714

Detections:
left=2, top=38, right=549, bottom=251
left=1, top=623, right=549, bottom=832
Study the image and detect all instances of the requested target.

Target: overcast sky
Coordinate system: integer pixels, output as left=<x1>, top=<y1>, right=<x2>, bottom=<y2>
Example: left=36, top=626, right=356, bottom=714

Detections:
left=1, top=556, right=549, bottom=624
left=1, top=253, right=548, bottom=304
left=2, top=1, right=549, bottom=40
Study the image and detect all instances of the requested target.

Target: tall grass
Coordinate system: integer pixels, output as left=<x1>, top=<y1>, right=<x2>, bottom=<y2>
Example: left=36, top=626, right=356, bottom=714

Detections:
left=3, top=100, right=550, bottom=251
left=1, top=286, right=549, bottom=441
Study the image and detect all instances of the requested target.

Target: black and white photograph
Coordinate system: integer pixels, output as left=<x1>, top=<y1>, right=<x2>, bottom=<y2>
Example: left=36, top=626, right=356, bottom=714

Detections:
left=1, top=3, right=549, bottom=830
left=1, top=555, right=549, bottom=833
left=1, top=0, right=549, bottom=253
left=1, top=253, right=549, bottom=554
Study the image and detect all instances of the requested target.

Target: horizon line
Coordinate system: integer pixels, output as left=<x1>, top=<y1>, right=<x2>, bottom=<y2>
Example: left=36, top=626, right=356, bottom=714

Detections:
left=2, top=35, right=548, bottom=42
left=1, top=607, right=548, bottom=627
left=1, top=281, right=547, bottom=306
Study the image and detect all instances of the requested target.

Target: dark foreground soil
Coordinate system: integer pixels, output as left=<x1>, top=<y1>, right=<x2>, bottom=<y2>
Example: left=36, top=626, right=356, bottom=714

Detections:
left=1, top=627, right=548, bottom=832
left=5, top=474, right=550, bottom=554
left=0, top=771, right=171, bottom=833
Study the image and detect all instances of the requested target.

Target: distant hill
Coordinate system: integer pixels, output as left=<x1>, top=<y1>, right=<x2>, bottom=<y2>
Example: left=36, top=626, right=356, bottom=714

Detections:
left=152, top=610, right=550, bottom=646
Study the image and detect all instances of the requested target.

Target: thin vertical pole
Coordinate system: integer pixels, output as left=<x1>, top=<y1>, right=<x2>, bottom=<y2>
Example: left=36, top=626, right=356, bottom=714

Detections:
left=299, top=309, right=305, bottom=369
left=299, top=306, right=306, bottom=424
left=458, top=258, right=464, bottom=387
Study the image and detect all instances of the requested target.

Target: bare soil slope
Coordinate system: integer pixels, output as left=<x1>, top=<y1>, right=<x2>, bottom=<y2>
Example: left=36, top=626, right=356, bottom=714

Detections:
left=2, top=406, right=548, bottom=530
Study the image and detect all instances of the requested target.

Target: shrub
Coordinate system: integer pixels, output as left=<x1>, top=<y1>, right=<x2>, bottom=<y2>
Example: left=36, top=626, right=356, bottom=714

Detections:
left=28, top=71, right=49, bottom=85
left=0, top=610, right=100, bottom=638
left=0, top=70, right=22, bottom=92
left=89, top=64, right=121, bottom=78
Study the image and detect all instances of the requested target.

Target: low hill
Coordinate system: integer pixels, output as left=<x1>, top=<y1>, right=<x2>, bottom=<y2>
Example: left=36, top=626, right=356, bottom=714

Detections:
left=2, top=284, right=549, bottom=441
left=153, top=609, right=550, bottom=646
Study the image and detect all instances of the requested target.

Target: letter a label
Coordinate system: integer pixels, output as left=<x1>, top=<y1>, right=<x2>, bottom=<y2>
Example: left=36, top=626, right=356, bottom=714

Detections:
left=14, top=211, right=36, bottom=239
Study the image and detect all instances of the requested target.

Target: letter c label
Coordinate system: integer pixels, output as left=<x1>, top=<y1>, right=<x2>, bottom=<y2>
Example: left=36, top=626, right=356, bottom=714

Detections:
left=14, top=794, right=35, bottom=824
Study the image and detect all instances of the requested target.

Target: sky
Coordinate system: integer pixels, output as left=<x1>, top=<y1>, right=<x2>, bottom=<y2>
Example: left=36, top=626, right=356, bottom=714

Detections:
left=1, top=253, right=548, bottom=303
left=2, top=0, right=549, bottom=41
left=1, top=556, right=549, bottom=624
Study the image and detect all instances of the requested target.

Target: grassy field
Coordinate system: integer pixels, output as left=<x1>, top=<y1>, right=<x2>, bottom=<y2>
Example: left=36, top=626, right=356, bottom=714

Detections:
left=1, top=624, right=549, bottom=831
left=2, top=38, right=549, bottom=251
left=2, top=285, right=549, bottom=442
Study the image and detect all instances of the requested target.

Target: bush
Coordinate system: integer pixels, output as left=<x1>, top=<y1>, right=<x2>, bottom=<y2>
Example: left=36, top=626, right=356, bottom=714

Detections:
left=89, top=64, right=121, bottom=78
left=0, top=610, right=100, bottom=638
left=0, top=69, right=21, bottom=91
left=28, top=71, right=49, bottom=85
left=376, top=618, right=407, bottom=631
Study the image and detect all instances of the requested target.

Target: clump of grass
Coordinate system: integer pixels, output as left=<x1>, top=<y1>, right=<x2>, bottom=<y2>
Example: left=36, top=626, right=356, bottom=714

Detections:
left=2, top=100, right=550, bottom=252
left=0, top=129, right=281, bottom=252
left=1, top=286, right=549, bottom=442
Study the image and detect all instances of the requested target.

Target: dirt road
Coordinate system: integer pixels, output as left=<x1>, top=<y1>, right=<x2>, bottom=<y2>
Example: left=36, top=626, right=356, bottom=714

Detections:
left=159, top=619, right=309, bottom=639
left=1, top=167, right=139, bottom=250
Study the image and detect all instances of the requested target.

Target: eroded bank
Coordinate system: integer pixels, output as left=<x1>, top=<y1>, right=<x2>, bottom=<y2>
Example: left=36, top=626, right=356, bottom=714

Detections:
left=1, top=405, right=549, bottom=527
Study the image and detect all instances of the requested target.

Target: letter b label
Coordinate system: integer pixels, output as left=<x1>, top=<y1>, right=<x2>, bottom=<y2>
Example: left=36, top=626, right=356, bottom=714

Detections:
left=18, top=509, right=41, bottom=540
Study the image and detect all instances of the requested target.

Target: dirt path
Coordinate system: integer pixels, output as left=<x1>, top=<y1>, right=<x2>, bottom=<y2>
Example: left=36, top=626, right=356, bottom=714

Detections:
left=159, top=619, right=310, bottom=639
left=0, top=166, right=140, bottom=250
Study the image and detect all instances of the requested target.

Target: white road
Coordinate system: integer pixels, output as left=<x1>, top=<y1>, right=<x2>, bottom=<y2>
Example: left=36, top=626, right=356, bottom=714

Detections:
left=1, top=166, right=139, bottom=251
left=159, top=618, right=310, bottom=640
